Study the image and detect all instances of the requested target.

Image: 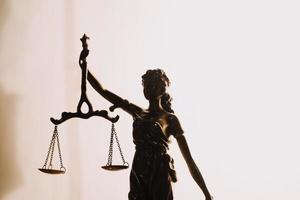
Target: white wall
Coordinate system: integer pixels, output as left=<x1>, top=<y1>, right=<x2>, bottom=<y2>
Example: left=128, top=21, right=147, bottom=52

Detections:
left=0, top=0, right=299, bottom=199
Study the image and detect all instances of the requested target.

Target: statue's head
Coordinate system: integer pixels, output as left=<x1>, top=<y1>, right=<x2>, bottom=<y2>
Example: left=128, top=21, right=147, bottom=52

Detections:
left=142, top=69, right=170, bottom=101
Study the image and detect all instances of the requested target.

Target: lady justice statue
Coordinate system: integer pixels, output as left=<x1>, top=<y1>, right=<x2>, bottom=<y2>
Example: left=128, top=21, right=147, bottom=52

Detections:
left=81, top=36, right=213, bottom=200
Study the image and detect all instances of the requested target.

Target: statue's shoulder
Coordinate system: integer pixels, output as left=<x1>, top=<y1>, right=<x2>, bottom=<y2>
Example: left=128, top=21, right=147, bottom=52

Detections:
left=165, top=113, right=184, bottom=137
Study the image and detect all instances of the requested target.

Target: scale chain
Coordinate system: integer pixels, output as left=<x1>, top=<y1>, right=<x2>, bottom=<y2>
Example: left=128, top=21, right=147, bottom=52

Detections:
left=106, top=124, right=115, bottom=166
left=112, top=124, right=127, bottom=165
left=49, top=128, right=57, bottom=168
left=55, top=127, right=65, bottom=169
left=43, top=126, right=57, bottom=168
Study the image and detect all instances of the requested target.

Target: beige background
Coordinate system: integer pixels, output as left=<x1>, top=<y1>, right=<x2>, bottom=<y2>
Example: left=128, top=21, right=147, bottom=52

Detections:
left=0, top=0, right=299, bottom=199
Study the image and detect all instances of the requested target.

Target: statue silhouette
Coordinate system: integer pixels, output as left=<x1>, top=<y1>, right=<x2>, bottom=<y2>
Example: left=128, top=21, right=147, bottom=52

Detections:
left=85, top=67, right=212, bottom=200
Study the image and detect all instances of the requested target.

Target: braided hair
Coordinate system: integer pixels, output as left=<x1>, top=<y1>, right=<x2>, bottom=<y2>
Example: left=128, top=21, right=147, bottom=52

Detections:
left=142, top=69, right=174, bottom=113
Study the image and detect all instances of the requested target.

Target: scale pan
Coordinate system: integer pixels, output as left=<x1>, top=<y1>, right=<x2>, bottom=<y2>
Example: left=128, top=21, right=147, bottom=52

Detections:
left=101, top=165, right=129, bottom=171
left=38, top=168, right=66, bottom=174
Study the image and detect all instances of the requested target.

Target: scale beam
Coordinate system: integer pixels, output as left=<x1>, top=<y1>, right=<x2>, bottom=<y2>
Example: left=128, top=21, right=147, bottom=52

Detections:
left=40, top=34, right=127, bottom=175
left=50, top=34, right=119, bottom=125
left=50, top=110, right=119, bottom=125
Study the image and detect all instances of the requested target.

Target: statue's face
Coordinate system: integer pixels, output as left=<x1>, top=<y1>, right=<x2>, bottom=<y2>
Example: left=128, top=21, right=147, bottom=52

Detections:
left=143, top=81, right=166, bottom=100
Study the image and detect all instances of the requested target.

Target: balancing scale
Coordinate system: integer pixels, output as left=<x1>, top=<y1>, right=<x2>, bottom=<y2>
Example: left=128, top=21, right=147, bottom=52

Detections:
left=39, top=34, right=129, bottom=175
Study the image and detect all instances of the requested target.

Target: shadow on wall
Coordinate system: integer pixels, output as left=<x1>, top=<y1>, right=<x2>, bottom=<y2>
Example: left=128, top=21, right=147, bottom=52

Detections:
left=0, top=85, right=23, bottom=199
left=0, top=0, right=9, bottom=55
left=0, top=1, right=23, bottom=197
left=0, top=0, right=9, bottom=33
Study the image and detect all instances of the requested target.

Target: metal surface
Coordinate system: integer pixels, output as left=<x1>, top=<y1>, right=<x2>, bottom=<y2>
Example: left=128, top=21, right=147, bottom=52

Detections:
left=39, top=35, right=127, bottom=175
left=39, top=126, right=66, bottom=175
left=38, top=168, right=66, bottom=174
left=50, top=34, right=119, bottom=125
left=101, top=164, right=129, bottom=171
left=103, top=124, right=129, bottom=171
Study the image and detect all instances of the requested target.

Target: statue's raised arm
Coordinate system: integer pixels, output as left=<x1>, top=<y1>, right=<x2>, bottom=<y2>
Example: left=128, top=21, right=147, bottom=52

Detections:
left=79, top=36, right=142, bottom=117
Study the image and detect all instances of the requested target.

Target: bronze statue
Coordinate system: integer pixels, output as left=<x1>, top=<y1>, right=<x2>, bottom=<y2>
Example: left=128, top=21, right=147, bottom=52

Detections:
left=78, top=37, right=212, bottom=200
left=85, top=68, right=212, bottom=200
left=40, top=35, right=212, bottom=199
